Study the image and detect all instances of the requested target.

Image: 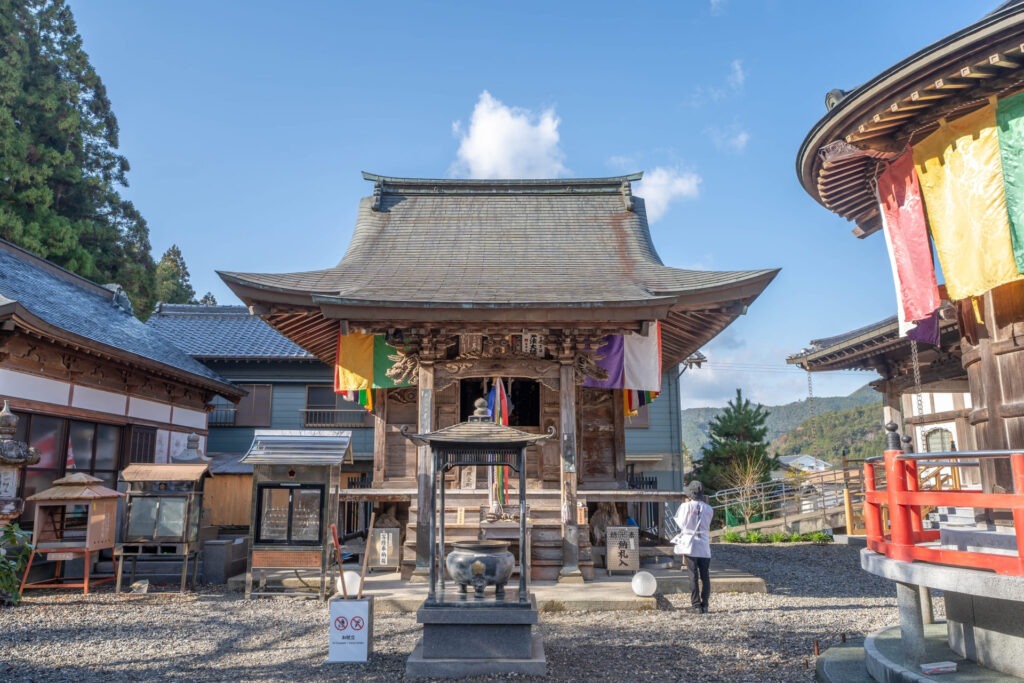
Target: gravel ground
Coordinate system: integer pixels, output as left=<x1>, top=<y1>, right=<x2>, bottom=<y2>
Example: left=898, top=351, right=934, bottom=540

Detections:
left=0, top=543, right=929, bottom=682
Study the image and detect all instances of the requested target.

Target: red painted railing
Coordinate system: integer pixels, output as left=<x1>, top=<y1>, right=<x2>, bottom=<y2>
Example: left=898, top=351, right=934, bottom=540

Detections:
left=864, top=449, right=1024, bottom=575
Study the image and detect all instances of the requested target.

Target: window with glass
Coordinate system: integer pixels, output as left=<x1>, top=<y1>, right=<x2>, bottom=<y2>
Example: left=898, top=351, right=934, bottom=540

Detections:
left=68, top=420, right=121, bottom=489
left=126, top=495, right=193, bottom=541
left=208, top=395, right=237, bottom=426
left=14, top=412, right=127, bottom=524
left=255, top=483, right=324, bottom=545
left=925, top=428, right=954, bottom=453
left=304, top=386, right=368, bottom=427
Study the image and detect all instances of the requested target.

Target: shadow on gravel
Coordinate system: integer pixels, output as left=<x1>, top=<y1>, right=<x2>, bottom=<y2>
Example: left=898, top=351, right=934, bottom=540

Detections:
left=654, top=594, right=675, bottom=610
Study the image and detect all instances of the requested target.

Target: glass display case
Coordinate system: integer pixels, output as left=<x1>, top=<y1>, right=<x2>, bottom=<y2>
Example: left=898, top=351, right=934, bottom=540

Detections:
left=255, top=483, right=324, bottom=544
left=115, top=464, right=209, bottom=594
left=241, top=430, right=351, bottom=600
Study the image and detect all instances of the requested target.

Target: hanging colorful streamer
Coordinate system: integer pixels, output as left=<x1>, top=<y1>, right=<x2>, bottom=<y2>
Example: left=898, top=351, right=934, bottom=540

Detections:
left=333, top=332, right=411, bottom=411
left=584, top=322, right=662, bottom=415
left=997, top=91, right=1024, bottom=273
left=913, top=103, right=1021, bottom=300
left=487, top=378, right=510, bottom=505
left=877, top=147, right=941, bottom=327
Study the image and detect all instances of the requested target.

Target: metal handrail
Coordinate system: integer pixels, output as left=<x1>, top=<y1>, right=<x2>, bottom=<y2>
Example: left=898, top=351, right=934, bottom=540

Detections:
left=301, top=408, right=371, bottom=428
left=709, top=466, right=863, bottom=531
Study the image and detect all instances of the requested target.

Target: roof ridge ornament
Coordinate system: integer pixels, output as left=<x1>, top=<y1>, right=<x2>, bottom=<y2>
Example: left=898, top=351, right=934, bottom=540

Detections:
left=621, top=180, right=634, bottom=212
left=372, top=179, right=384, bottom=211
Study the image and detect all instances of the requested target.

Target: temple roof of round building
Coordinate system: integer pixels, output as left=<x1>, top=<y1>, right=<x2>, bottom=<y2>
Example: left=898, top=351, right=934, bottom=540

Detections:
left=786, top=313, right=961, bottom=375
left=220, top=173, right=778, bottom=368
left=797, top=2, right=1024, bottom=237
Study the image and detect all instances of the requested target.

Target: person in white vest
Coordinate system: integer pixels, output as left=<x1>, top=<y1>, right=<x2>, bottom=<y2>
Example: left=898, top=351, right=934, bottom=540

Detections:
left=672, top=480, right=713, bottom=614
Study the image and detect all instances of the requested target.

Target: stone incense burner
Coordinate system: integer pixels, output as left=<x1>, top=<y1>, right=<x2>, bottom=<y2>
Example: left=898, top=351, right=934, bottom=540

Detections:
left=445, top=540, right=515, bottom=598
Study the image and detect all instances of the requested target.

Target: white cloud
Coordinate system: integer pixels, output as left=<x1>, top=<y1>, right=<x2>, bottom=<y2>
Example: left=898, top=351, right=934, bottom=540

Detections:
left=450, top=91, right=568, bottom=179
left=710, top=0, right=726, bottom=15
left=687, top=59, right=747, bottom=106
left=727, top=59, right=745, bottom=89
left=708, top=124, right=750, bottom=153
left=635, top=166, right=701, bottom=223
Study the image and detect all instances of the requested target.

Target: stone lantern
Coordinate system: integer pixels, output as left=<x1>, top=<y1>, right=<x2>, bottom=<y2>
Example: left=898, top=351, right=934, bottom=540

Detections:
left=0, top=401, right=40, bottom=525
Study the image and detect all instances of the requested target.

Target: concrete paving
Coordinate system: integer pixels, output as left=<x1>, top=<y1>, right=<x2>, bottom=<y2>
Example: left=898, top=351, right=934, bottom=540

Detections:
left=228, top=564, right=766, bottom=612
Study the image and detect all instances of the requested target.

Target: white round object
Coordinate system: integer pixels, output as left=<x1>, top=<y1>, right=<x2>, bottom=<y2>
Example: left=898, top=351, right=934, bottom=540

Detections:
left=336, top=570, right=363, bottom=597
left=631, top=570, right=657, bottom=597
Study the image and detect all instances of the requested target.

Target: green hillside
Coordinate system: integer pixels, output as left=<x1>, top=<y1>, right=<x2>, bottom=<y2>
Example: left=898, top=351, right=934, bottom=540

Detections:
left=681, top=384, right=881, bottom=457
left=769, top=402, right=887, bottom=464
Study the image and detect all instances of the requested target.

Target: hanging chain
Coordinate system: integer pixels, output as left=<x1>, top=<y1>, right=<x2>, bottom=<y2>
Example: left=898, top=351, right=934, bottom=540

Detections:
left=807, top=371, right=816, bottom=436
left=911, top=340, right=924, bottom=451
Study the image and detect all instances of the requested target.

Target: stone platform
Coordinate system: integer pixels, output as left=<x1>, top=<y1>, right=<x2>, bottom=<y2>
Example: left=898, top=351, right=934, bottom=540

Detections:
left=816, top=623, right=1022, bottom=683
left=226, top=563, right=766, bottom=610
left=406, top=591, right=545, bottom=678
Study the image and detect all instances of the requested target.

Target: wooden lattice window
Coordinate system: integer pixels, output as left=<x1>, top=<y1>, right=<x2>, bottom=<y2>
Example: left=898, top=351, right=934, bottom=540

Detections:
left=925, top=428, right=953, bottom=453
left=128, top=425, right=157, bottom=463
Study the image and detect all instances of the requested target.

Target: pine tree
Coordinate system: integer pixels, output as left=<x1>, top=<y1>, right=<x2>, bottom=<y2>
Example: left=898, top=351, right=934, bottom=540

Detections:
left=198, top=292, right=217, bottom=305
left=0, top=0, right=158, bottom=315
left=693, top=388, right=775, bottom=493
left=154, top=245, right=196, bottom=305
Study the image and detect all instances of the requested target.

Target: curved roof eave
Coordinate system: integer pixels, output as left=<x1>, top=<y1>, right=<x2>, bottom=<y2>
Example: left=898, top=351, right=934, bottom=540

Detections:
left=797, top=4, right=1024, bottom=205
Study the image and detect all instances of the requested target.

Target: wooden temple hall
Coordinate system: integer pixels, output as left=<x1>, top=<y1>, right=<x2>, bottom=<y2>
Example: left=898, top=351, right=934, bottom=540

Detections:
left=220, top=173, right=778, bottom=581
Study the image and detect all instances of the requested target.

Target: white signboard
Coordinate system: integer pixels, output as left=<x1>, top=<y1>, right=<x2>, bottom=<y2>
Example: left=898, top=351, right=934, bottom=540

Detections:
left=606, top=526, right=640, bottom=575
left=327, top=597, right=373, bottom=662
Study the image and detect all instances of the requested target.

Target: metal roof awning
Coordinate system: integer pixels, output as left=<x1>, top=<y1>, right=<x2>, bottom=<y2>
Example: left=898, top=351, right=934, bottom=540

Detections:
left=240, top=429, right=353, bottom=466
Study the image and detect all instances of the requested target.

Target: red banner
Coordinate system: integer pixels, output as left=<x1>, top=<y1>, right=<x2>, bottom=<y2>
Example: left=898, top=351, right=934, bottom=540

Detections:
left=878, top=149, right=941, bottom=322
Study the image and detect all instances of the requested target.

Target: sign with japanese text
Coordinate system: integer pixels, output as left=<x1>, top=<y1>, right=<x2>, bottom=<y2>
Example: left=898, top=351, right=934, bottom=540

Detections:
left=367, top=528, right=400, bottom=571
left=606, top=526, right=639, bottom=575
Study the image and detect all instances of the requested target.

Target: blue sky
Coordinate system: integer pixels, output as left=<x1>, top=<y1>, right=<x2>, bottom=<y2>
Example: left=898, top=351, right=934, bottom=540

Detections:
left=69, top=0, right=988, bottom=409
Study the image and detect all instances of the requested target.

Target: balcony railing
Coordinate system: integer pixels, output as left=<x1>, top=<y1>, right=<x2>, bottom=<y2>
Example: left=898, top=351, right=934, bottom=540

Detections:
left=864, top=448, right=1024, bottom=576
left=208, top=406, right=237, bottom=426
left=301, top=408, right=371, bottom=428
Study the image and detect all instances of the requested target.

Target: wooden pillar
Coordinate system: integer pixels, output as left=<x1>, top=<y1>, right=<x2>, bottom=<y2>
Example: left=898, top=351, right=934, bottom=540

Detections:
left=960, top=286, right=1015, bottom=494
left=414, top=361, right=435, bottom=577
left=558, top=362, right=583, bottom=582
left=880, top=379, right=904, bottom=443
left=372, top=388, right=387, bottom=486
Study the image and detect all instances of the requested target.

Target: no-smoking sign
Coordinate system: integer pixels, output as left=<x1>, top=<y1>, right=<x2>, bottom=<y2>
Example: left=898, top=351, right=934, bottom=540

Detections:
left=328, top=597, right=373, bottom=662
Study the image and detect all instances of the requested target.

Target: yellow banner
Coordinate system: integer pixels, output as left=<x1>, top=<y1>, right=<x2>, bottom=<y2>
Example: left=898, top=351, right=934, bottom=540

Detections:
left=913, top=103, right=1021, bottom=300
left=334, top=333, right=374, bottom=392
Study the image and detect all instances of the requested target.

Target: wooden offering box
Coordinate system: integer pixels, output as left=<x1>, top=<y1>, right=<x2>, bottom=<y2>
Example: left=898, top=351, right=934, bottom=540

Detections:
left=20, top=472, right=123, bottom=595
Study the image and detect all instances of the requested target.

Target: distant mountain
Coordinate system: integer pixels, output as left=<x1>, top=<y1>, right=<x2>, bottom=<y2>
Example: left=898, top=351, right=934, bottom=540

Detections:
left=681, top=384, right=881, bottom=457
left=769, top=402, right=887, bottom=464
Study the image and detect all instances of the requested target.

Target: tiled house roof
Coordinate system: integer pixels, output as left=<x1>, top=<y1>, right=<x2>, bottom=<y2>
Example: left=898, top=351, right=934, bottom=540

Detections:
left=0, top=239, right=240, bottom=396
left=146, top=304, right=315, bottom=360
